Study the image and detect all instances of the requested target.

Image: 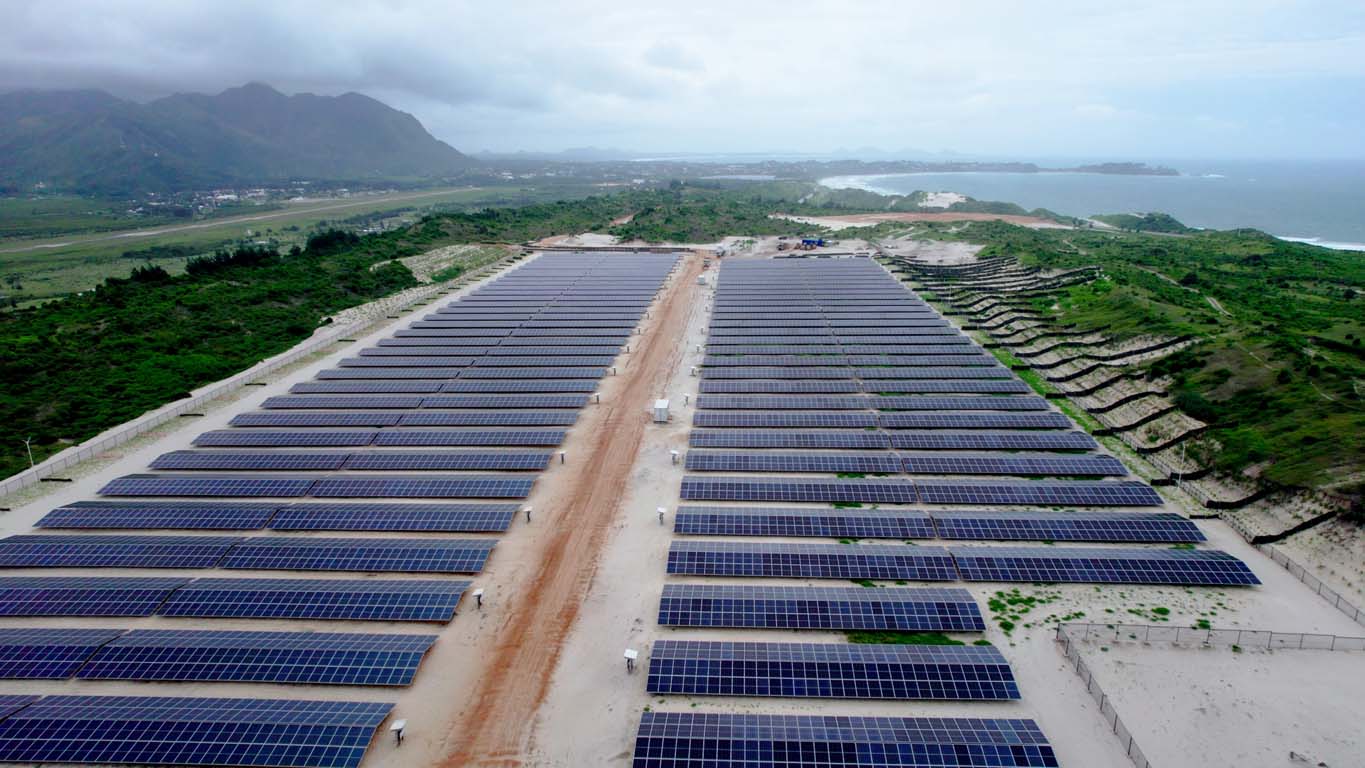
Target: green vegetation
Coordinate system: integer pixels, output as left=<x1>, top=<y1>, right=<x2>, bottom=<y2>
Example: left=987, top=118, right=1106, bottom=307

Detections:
left=846, top=631, right=965, bottom=645
left=916, top=219, right=1365, bottom=492
left=1091, top=212, right=1194, bottom=234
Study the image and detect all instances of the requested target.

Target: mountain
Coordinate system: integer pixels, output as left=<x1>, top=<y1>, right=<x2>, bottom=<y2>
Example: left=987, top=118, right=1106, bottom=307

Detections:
left=0, top=83, right=472, bottom=193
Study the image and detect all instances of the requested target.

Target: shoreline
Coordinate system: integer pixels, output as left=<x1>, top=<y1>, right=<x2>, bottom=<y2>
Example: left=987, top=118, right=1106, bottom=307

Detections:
left=818, top=174, right=1365, bottom=252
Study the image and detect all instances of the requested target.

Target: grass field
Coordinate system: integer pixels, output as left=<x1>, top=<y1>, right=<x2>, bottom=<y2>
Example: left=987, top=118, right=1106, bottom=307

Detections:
left=0, top=185, right=597, bottom=306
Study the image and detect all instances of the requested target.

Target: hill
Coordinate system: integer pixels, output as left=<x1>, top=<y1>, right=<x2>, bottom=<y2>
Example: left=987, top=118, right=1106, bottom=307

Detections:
left=0, top=83, right=472, bottom=194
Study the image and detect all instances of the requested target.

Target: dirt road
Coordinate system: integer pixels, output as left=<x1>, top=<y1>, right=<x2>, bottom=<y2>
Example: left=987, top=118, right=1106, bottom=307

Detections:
left=440, top=252, right=702, bottom=767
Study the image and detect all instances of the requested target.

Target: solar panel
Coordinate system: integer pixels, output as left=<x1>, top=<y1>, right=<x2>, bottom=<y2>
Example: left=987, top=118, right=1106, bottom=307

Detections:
left=315, top=368, right=462, bottom=380
left=688, top=431, right=890, bottom=450
left=874, top=396, right=1049, bottom=411
left=229, top=412, right=402, bottom=427
left=917, top=480, right=1164, bottom=506
left=0, top=577, right=191, bottom=617
left=901, top=454, right=1128, bottom=477
left=674, top=507, right=934, bottom=539
left=419, top=395, right=590, bottom=408
left=685, top=451, right=903, bottom=473
left=703, top=355, right=850, bottom=367
left=150, top=451, right=350, bottom=471
left=310, top=475, right=533, bottom=498
left=485, top=345, right=623, bottom=356
left=879, top=412, right=1073, bottom=430
left=439, top=380, right=598, bottom=393
left=680, top=476, right=917, bottom=503
left=860, top=380, right=1032, bottom=394
left=889, top=431, right=1097, bottom=451
left=159, top=578, right=471, bottom=622
left=344, top=451, right=551, bottom=471
left=696, top=395, right=866, bottom=410
left=693, top=412, right=878, bottom=428
left=932, top=511, right=1207, bottom=543
left=36, top=502, right=278, bottom=530
left=377, top=337, right=507, bottom=346
left=646, top=641, right=1019, bottom=700
left=457, top=366, right=608, bottom=379
left=631, top=712, right=1058, bottom=768
left=0, top=628, right=126, bottom=679
left=338, top=356, right=474, bottom=368
left=700, top=367, right=856, bottom=380
left=853, top=366, right=1011, bottom=379
left=288, top=381, right=445, bottom=394
left=0, top=696, right=37, bottom=720
left=471, top=355, right=616, bottom=367
left=698, top=380, right=863, bottom=394
left=0, top=695, right=393, bottom=768
left=99, top=475, right=316, bottom=498
left=397, top=411, right=578, bottom=427
left=270, top=503, right=518, bottom=532
left=657, top=584, right=983, bottom=630
left=263, top=394, right=427, bottom=407
left=374, top=430, right=566, bottom=446
left=79, top=629, right=439, bottom=686
left=194, top=430, right=377, bottom=447
left=0, top=534, right=241, bottom=569
left=948, top=546, right=1260, bottom=585
left=667, top=541, right=956, bottom=580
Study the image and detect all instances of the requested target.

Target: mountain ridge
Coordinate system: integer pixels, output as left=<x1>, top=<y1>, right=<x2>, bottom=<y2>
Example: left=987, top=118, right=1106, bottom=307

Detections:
left=0, top=82, right=472, bottom=193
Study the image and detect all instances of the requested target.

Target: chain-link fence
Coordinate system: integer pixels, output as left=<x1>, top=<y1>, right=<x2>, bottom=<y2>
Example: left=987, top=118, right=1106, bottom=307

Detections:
left=1054, top=625, right=1153, bottom=768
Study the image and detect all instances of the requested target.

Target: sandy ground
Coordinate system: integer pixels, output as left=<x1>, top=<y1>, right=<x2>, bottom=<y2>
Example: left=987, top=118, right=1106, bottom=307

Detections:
left=1082, top=641, right=1363, bottom=767
left=777, top=212, right=1071, bottom=231
left=919, top=192, right=968, bottom=209
left=880, top=239, right=984, bottom=264
left=1279, top=518, right=1365, bottom=604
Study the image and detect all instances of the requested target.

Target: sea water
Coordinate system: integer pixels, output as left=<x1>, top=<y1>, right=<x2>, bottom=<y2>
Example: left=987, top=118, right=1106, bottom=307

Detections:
left=821, top=160, right=1365, bottom=250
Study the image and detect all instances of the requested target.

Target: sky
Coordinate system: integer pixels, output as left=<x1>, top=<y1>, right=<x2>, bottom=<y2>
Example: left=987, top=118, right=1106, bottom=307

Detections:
left=2, top=0, right=1364, bottom=159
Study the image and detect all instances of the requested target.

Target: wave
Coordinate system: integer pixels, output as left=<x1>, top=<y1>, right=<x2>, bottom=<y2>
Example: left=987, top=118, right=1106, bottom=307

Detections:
left=1276, top=236, right=1365, bottom=252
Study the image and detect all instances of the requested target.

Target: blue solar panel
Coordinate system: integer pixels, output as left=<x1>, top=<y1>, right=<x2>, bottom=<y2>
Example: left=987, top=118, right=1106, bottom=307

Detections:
left=680, top=476, right=917, bottom=503
left=99, top=475, right=316, bottom=498
left=889, top=431, right=1097, bottom=451
left=0, top=695, right=394, bottom=768
left=80, top=630, right=438, bottom=686
left=222, top=537, right=495, bottom=573
left=949, top=546, right=1260, bottom=585
left=657, top=584, right=983, bottom=631
left=932, top=511, right=1207, bottom=543
left=159, top=578, right=471, bottom=622
left=667, top=541, right=956, bottom=580
left=0, top=535, right=242, bottom=569
left=309, top=475, right=533, bottom=498
left=631, top=712, right=1058, bottom=768
left=0, top=629, right=125, bottom=679
left=674, top=507, right=934, bottom=539
left=0, top=577, right=191, bottom=617
left=36, top=502, right=278, bottom=530
left=269, top=503, right=518, bottom=532
left=901, top=454, right=1128, bottom=477
left=916, top=480, right=1163, bottom=506
left=685, top=451, right=903, bottom=473
left=647, top=641, right=1019, bottom=700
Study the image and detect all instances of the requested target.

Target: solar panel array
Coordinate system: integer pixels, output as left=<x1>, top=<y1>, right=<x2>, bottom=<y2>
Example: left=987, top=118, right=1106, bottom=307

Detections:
left=0, top=252, right=684, bottom=765
left=647, top=641, right=1020, bottom=700
left=636, top=257, right=1249, bottom=762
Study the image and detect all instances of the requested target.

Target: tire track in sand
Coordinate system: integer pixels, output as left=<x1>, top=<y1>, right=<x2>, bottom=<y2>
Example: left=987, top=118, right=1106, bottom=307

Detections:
left=440, top=251, right=703, bottom=767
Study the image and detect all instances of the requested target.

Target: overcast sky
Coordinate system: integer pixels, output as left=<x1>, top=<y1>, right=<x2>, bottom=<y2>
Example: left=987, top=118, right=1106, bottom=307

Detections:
left=3, top=0, right=1363, bottom=158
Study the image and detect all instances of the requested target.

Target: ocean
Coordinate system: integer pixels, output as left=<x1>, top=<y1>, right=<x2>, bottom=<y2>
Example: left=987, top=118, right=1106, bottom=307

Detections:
left=820, top=160, right=1365, bottom=250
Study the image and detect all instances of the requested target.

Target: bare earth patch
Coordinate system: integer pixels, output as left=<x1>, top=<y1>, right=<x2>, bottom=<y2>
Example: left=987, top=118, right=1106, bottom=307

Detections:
left=776, top=212, right=1071, bottom=230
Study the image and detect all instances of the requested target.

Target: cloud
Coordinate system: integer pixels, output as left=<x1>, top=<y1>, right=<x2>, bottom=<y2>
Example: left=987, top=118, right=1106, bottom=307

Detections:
left=0, top=0, right=1362, bottom=157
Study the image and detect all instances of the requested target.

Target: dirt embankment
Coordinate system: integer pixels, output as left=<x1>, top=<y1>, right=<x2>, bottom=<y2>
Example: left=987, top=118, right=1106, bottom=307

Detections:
left=776, top=212, right=1071, bottom=230
left=440, top=253, right=703, bottom=767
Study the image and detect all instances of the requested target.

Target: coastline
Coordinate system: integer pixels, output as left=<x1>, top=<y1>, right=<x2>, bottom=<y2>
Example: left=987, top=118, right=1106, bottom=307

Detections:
left=819, top=174, right=1365, bottom=253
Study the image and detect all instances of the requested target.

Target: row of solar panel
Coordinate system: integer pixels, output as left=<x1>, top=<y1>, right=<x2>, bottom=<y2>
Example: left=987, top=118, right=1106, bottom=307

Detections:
left=629, top=712, right=1059, bottom=768
left=316, top=366, right=608, bottom=379
left=705, top=367, right=1012, bottom=380
left=99, top=474, right=533, bottom=498
left=0, top=534, right=495, bottom=573
left=264, top=394, right=591, bottom=407
left=292, top=380, right=598, bottom=393
left=699, top=379, right=1028, bottom=393
left=0, top=627, right=436, bottom=686
left=673, top=506, right=1205, bottom=542
left=693, top=412, right=1075, bottom=429
left=690, top=429, right=1095, bottom=450
left=337, top=355, right=617, bottom=367
left=665, top=541, right=1258, bottom=585
left=646, top=641, right=1018, bottom=701
left=0, top=695, right=393, bottom=768
left=696, top=395, right=1047, bottom=410
left=684, top=451, right=1128, bottom=477
left=232, top=410, right=579, bottom=426
left=679, top=476, right=1164, bottom=506
left=360, top=345, right=624, bottom=356
left=701, top=353, right=992, bottom=366
left=39, top=501, right=519, bottom=531
left=151, top=449, right=552, bottom=471
left=198, top=429, right=564, bottom=446
left=0, top=576, right=471, bottom=621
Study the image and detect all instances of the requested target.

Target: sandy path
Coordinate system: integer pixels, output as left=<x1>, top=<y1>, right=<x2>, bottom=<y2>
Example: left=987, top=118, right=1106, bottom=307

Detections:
left=440, top=252, right=703, bottom=767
